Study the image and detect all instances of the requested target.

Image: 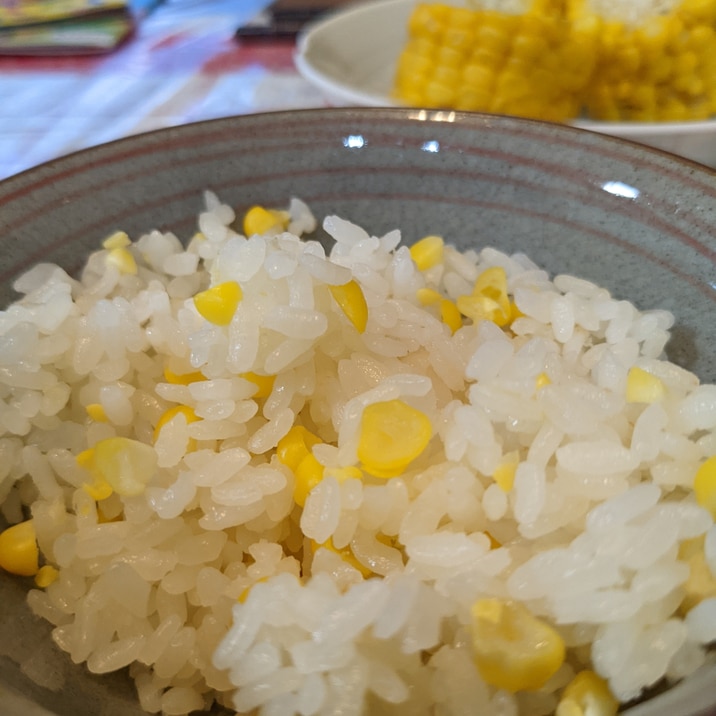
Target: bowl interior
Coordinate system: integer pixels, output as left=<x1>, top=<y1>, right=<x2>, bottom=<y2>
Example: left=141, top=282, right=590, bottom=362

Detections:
left=0, top=107, right=715, bottom=715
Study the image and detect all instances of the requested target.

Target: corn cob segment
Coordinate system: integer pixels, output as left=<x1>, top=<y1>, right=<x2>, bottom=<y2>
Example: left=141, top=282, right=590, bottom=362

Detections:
left=395, top=0, right=599, bottom=121
left=394, top=0, right=716, bottom=122
left=586, top=0, right=716, bottom=120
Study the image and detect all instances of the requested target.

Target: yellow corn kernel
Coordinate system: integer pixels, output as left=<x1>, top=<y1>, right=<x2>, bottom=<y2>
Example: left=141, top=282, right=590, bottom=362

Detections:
left=106, top=247, right=138, bottom=275
left=493, top=452, right=519, bottom=492
left=34, top=565, right=59, bottom=588
left=457, top=293, right=510, bottom=327
left=694, top=455, right=716, bottom=518
left=163, top=367, right=205, bottom=385
left=294, top=452, right=324, bottom=507
left=77, top=448, right=113, bottom=501
left=416, top=287, right=443, bottom=306
left=462, top=62, right=498, bottom=92
left=83, top=478, right=113, bottom=501
left=424, top=80, right=456, bottom=107
left=432, top=65, right=461, bottom=89
left=153, top=405, right=199, bottom=445
left=91, top=437, right=158, bottom=497
left=476, top=15, right=514, bottom=55
left=509, top=300, right=524, bottom=322
left=678, top=535, right=716, bottom=613
left=243, top=206, right=289, bottom=236
left=689, top=23, right=716, bottom=48
left=311, top=537, right=372, bottom=577
left=474, top=265, right=508, bottom=298
left=535, top=372, right=551, bottom=391
left=513, top=33, right=549, bottom=61
left=85, top=403, right=108, bottom=422
left=407, top=2, right=445, bottom=37
left=470, top=598, right=565, bottom=692
left=556, top=670, right=618, bottom=716
left=329, top=280, right=368, bottom=333
left=357, top=399, right=432, bottom=478
left=626, top=366, right=666, bottom=403
left=410, top=235, right=444, bottom=271
left=440, top=299, right=462, bottom=334
left=277, top=425, right=322, bottom=472
left=680, top=0, right=716, bottom=22
left=193, top=281, right=242, bottom=326
left=441, top=26, right=474, bottom=56
left=76, top=448, right=94, bottom=470
left=396, top=48, right=433, bottom=81
left=0, top=520, right=39, bottom=577
left=457, top=266, right=511, bottom=327
left=102, top=230, right=131, bottom=250
left=240, top=371, right=276, bottom=399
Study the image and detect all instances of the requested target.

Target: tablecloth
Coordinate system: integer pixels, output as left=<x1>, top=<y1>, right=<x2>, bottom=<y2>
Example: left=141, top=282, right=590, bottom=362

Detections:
left=0, top=0, right=329, bottom=181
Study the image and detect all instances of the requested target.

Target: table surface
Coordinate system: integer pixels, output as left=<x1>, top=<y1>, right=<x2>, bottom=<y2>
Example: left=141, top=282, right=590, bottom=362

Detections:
left=0, top=0, right=331, bottom=181
left=3, top=0, right=716, bottom=181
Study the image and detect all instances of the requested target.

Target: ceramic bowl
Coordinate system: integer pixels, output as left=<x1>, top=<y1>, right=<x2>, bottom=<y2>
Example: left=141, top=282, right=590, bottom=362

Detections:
left=294, top=0, right=716, bottom=169
left=0, top=107, right=715, bottom=716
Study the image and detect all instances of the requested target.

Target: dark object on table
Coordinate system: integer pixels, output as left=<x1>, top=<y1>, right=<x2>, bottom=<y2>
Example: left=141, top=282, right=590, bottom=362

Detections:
left=0, top=0, right=162, bottom=56
left=236, top=0, right=356, bottom=40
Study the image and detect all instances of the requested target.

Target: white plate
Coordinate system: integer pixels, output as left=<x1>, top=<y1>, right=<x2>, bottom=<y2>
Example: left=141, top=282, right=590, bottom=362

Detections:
left=295, top=0, right=716, bottom=168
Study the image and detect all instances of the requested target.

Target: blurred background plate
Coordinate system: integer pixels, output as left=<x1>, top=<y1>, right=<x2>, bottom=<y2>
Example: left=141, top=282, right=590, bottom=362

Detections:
left=294, top=0, right=716, bottom=168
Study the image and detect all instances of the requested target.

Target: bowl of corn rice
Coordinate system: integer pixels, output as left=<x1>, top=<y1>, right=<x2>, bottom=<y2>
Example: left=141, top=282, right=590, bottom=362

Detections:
left=295, top=0, right=716, bottom=168
left=0, top=107, right=715, bottom=716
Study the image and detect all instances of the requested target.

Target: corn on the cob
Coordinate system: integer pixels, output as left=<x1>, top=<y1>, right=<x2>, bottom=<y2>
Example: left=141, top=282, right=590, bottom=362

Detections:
left=586, top=0, right=716, bottom=120
left=394, top=0, right=599, bottom=121
left=394, top=0, right=716, bottom=122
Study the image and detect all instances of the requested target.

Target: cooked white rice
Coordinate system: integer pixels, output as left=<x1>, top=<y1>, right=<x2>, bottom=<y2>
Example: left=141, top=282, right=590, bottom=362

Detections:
left=0, top=192, right=714, bottom=716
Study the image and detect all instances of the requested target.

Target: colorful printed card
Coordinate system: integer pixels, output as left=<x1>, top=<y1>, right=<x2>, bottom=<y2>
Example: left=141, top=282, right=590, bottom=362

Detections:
left=0, top=0, right=161, bottom=54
